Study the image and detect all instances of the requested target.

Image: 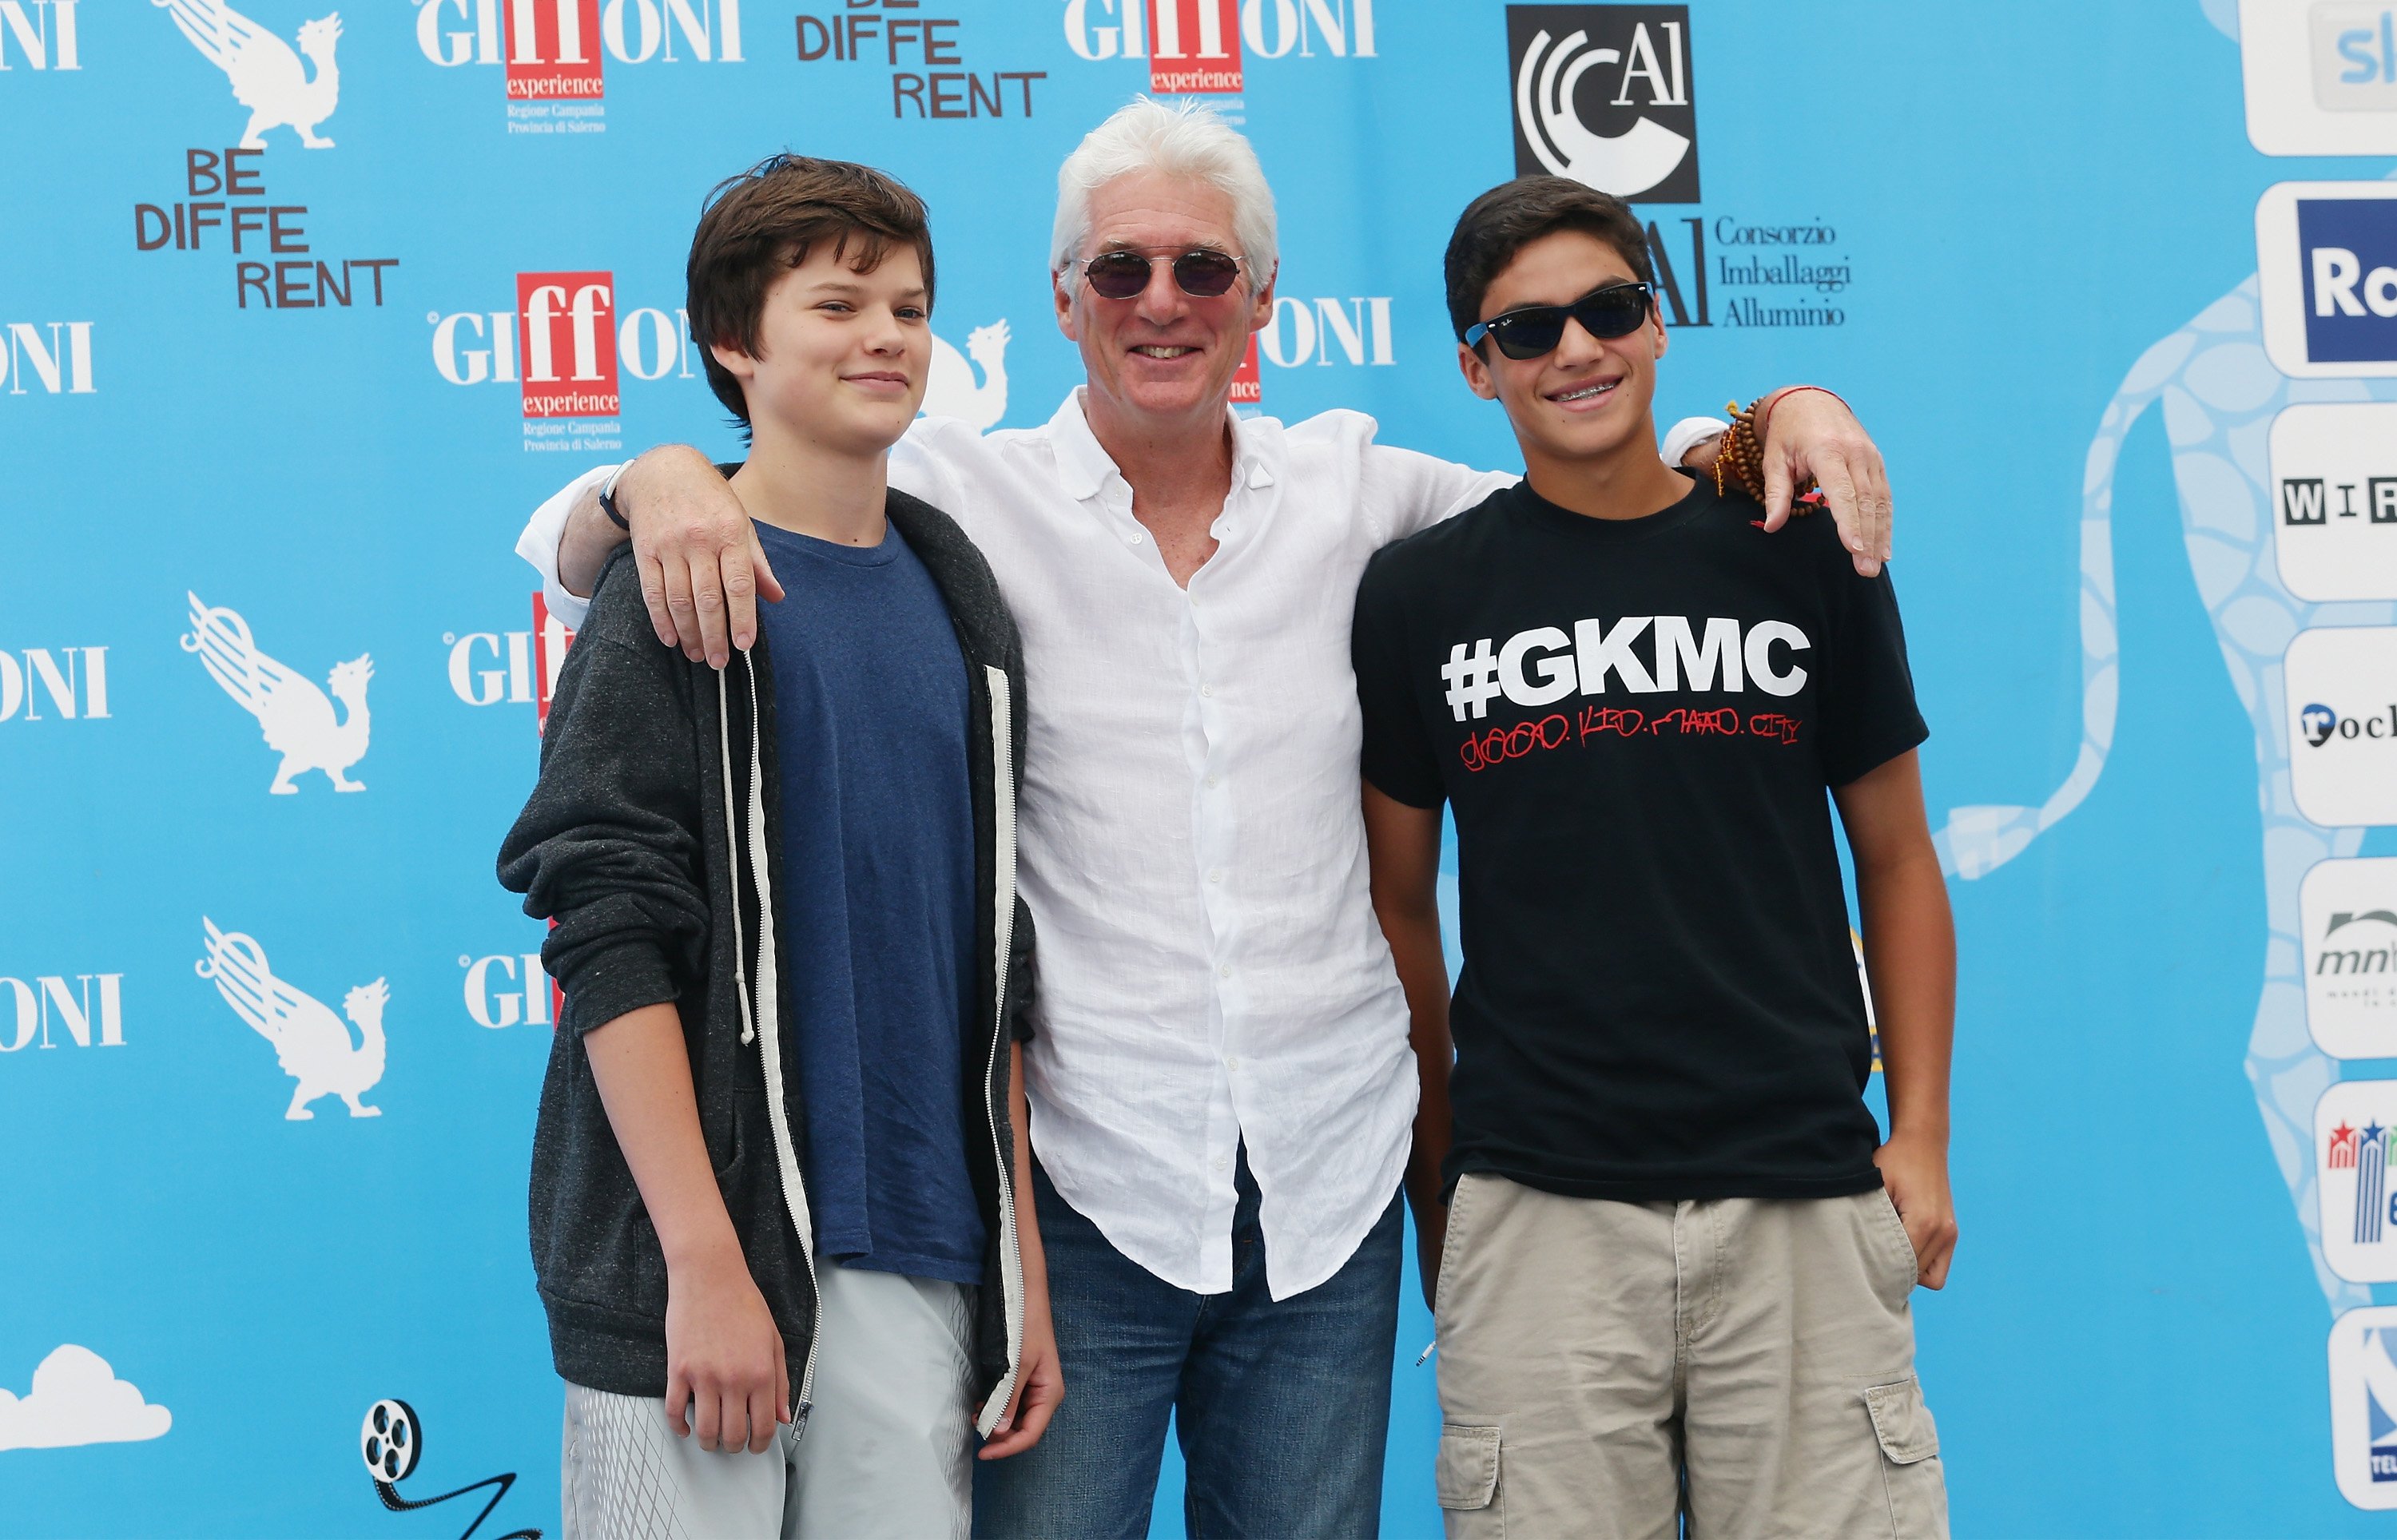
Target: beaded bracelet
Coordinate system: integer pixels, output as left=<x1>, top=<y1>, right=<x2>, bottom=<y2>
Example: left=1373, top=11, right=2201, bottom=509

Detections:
left=1709, top=396, right=1822, bottom=510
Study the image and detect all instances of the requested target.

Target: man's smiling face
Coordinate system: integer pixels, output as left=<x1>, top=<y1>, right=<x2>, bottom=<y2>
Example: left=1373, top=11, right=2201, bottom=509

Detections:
left=1054, top=169, right=1274, bottom=431
left=1457, top=228, right=1666, bottom=472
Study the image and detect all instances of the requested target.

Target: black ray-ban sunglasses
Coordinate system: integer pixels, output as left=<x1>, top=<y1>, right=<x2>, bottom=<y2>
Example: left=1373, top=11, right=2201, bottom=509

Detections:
left=1465, top=281, right=1656, bottom=360
left=1079, top=248, right=1250, bottom=300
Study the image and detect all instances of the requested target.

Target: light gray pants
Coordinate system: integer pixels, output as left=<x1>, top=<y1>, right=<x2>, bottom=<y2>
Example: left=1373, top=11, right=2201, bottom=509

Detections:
left=560, top=1263, right=977, bottom=1540
left=1433, top=1175, right=1948, bottom=1540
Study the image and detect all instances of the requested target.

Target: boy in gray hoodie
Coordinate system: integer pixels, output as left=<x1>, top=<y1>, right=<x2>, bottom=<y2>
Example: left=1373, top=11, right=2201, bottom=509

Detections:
left=499, top=154, right=1058, bottom=1539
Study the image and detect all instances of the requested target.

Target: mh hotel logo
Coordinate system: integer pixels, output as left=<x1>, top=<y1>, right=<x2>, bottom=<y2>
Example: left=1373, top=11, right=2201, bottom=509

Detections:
left=2258, top=181, right=2397, bottom=376
left=2304, top=855, right=2397, bottom=1059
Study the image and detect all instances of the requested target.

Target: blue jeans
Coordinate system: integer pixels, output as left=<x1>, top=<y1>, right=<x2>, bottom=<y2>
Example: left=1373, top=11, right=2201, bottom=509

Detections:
left=974, top=1149, right=1404, bottom=1539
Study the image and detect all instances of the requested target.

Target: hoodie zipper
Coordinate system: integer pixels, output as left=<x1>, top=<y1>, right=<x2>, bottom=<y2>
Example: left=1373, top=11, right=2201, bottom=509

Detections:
left=974, top=663, right=1027, bottom=1439
left=720, top=650, right=1020, bottom=1441
left=719, top=660, right=822, bottom=1434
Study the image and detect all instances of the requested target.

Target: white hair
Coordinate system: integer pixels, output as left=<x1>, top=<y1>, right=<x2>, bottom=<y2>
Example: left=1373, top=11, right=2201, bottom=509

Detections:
left=1051, top=97, right=1278, bottom=284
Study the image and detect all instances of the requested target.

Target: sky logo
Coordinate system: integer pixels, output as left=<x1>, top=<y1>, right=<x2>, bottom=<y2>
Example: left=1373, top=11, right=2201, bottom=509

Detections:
left=2314, top=3, right=2397, bottom=110
left=2301, top=198, right=2397, bottom=363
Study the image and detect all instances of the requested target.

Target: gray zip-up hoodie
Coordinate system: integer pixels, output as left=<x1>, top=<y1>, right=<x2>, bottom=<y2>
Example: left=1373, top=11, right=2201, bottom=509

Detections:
left=497, top=485, right=1035, bottom=1438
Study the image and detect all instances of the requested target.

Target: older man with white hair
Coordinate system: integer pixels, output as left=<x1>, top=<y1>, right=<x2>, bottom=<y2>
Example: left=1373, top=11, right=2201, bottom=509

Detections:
left=518, top=100, right=1895, bottom=1538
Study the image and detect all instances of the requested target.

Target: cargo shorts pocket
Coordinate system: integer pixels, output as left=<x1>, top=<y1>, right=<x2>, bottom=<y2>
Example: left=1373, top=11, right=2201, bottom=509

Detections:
left=1436, top=1423, right=1502, bottom=1534
left=1864, top=1378, right=1950, bottom=1539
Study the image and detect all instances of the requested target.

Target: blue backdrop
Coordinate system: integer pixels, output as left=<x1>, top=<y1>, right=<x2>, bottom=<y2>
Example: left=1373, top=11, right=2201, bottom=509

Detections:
left=7, top=0, right=2397, bottom=1533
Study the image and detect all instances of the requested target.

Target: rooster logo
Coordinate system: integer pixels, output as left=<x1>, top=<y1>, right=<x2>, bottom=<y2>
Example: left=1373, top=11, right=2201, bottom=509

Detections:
left=923, top=320, right=1010, bottom=432
left=153, top=0, right=342, bottom=150
left=199, top=919, right=388, bottom=1121
left=183, top=593, right=372, bottom=795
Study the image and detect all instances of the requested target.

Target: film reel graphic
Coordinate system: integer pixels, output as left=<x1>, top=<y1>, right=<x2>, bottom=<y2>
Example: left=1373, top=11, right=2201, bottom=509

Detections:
left=360, top=1399, right=543, bottom=1540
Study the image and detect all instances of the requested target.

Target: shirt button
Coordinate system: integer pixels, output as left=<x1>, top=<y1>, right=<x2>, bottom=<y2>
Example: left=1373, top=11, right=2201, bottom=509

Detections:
left=1214, top=1156, right=1230, bottom=1172
left=1206, top=774, right=1221, bottom=788
left=1207, top=869, right=1222, bottom=883
left=1201, top=684, right=1214, bottom=697
left=1226, top=1057, right=1241, bottom=1071
left=1218, top=964, right=1233, bottom=978
left=1129, top=530, right=1144, bottom=544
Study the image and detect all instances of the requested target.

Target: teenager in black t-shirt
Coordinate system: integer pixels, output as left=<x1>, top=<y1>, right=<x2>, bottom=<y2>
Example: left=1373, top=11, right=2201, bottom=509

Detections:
left=1354, top=179, right=1956, bottom=1538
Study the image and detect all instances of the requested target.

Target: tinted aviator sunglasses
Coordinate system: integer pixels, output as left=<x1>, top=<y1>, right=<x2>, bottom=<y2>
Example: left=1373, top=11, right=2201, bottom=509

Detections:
left=1079, top=248, right=1250, bottom=300
left=1465, top=281, right=1656, bottom=360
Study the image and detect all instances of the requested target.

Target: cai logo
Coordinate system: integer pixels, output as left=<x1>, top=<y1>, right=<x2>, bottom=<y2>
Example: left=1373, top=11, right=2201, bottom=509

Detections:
left=0, top=0, right=80, bottom=70
left=2283, top=626, right=2397, bottom=827
left=183, top=593, right=372, bottom=794
left=153, top=0, right=341, bottom=149
left=197, top=919, right=388, bottom=1120
left=2258, top=182, right=2397, bottom=375
left=2272, top=402, right=2397, bottom=603
left=2307, top=858, right=2397, bottom=1058
left=1506, top=5, right=1695, bottom=202
left=2329, top=1305, right=2397, bottom=1506
left=2244, top=0, right=2397, bottom=154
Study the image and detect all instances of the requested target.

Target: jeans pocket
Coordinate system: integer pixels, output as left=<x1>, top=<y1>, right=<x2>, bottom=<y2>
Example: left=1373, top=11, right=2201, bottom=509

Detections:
left=1864, top=1377, right=1950, bottom=1538
left=1436, top=1423, right=1502, bottom=1526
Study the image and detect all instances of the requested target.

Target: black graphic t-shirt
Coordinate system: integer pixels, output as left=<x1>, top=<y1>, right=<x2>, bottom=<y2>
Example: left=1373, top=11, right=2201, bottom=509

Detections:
left=1352, top=474, right=1928, bottom=1201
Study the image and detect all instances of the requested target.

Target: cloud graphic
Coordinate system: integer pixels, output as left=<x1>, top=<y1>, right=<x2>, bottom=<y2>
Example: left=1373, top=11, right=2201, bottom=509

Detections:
left=0, top=1346, right=172, bottom=1451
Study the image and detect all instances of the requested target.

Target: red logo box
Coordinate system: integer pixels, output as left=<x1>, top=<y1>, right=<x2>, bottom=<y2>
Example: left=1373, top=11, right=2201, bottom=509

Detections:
left=1148, top=0, right=1242, bottom=93
left=505, top=0, right=603, bottom=100
left=516, top=272, right=619, bottom=419
left=1229, top=332, right=1261, bottom=403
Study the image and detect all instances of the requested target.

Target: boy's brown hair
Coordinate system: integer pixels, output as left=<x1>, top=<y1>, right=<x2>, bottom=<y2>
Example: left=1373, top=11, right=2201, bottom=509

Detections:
left=686, top=154, right=936, bottom=423
left=1442, top=176, right=1652, bottom=345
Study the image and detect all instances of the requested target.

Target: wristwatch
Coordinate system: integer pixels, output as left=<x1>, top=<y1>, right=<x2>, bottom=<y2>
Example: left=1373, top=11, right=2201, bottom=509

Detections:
left=597, top=461, right=632, bottom=532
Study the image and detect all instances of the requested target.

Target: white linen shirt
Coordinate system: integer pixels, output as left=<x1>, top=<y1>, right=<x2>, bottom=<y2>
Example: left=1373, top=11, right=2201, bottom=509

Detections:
left=519, top=391, right=1725, bottom=1299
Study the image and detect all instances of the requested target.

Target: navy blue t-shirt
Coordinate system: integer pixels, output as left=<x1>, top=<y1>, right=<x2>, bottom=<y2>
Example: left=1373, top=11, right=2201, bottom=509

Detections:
left=753, top=512, right=985, bottom=1285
